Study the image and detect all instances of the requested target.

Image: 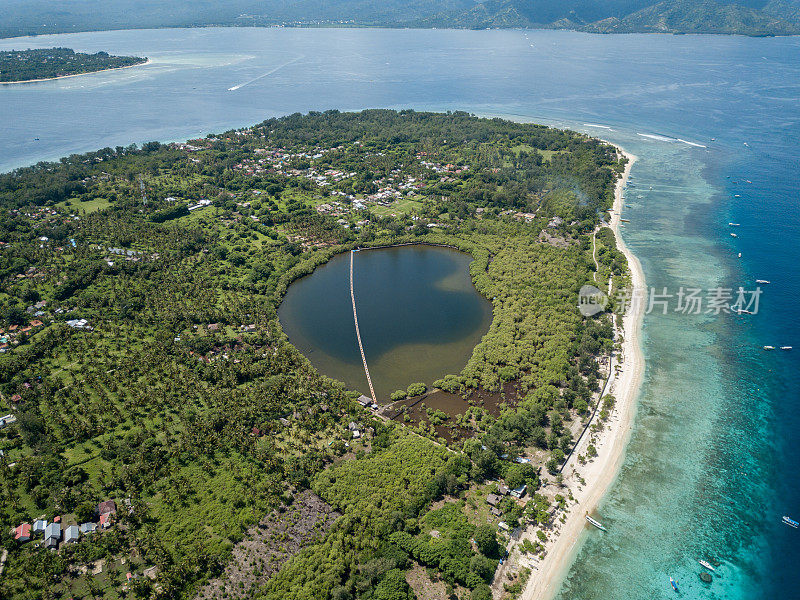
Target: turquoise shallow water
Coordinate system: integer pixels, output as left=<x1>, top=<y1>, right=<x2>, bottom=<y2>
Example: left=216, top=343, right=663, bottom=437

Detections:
left=1, top=27, right=798, bottom=600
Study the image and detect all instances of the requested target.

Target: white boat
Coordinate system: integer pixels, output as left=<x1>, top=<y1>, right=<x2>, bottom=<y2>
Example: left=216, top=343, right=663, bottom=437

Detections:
left=764, top=346, right=775, bottom=350
left=756, top=279, right=770, bottom=284
left=781, top=346, right=792, bottom=351
left=699, top=560, right=715, bottom=571
left=586, top=516, right=607, bottom=531
left=731, top=306, right=753, bottom=315
left=730, top=233, right=738, bottom=237
left=729, top=222, right=740, bottom=226
left=783, top=516, right=799, bottom=528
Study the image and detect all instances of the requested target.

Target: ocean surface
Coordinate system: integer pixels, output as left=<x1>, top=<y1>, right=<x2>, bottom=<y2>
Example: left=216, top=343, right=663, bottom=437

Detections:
left=278, top=246, right=492, bottom=401
left=1, top=27, right=798, bottom=600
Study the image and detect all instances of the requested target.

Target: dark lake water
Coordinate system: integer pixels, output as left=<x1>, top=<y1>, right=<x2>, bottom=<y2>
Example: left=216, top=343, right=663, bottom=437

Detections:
left=278, top=246, right=492, bottom=401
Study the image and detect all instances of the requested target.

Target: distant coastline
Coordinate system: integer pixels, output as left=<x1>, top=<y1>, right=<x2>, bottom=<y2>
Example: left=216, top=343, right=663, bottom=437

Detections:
left=0, top=57, right=150, bottom=85
left=521, top=147, right=645, bottom=600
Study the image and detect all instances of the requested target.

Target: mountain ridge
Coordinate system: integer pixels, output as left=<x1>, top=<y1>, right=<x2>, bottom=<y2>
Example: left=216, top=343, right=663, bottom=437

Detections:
left=1, top=0, right=799, bottom=39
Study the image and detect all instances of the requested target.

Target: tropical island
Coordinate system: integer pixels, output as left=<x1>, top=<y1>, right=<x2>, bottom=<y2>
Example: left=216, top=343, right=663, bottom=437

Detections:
left=2, top=0, right=799, bottom=39
left=0, top=48, right=147, bottom=83
left=0, top=110, right=641, bottom=600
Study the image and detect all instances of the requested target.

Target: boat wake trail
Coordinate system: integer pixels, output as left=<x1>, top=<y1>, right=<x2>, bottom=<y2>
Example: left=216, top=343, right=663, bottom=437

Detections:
left=676, top=138, right=708, bottom=148
left=228, top=55, right=305, bottom=91
left=637, top=132, right=707, bottom=148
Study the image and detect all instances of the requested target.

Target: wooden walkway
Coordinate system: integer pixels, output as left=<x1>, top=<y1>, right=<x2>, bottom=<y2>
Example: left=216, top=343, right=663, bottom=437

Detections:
left=350, top=251, right=377, bottom=403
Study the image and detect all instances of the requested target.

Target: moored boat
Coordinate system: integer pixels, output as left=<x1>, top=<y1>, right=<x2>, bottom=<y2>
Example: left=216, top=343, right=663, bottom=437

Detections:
left=783, top=516, right=799, bottom=528
left=585, top=515, right=607, bottom=531
left=756, top=279, right=770, bottom=284
left=729, top=222, right=740, bottom=226
left=670, top=576, right=679, bottom=592
left=781, top=346, right=792, bottom=351
left=699, top=559, right=715, bottom=571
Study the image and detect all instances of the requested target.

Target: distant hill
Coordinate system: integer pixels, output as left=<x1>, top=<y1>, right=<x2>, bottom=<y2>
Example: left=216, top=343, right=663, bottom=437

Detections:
left=581, top=0, right=800, bottom=35
left=1, top=0, right=799, bottom=38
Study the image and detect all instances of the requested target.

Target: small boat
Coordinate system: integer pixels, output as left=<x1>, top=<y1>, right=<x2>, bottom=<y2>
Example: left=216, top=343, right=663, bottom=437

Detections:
left=620, top=218, right=630, bottom=223
left=783, top=516, right=799, bottom=528
left=781, top=346, right=792, bottom=351
left=764, top=346, right=775, bottom=350
left=730, top=233, right=738, bottom=237
left=586, top=516, right=607, bottom=531
left=744, top=142, right=750, bottom=147
left=756, top=279, right=770, bottom=284
left=670, top=577, right=679, bottom=592
left=699, top=560, right=715, bottom=571
left=729, top=222, right=740, bottom=226
left=734, top=194, right=741, bottom=197
left=738, top=253, right=742, bottom=258
left=730, top=306, right=753, bottom=315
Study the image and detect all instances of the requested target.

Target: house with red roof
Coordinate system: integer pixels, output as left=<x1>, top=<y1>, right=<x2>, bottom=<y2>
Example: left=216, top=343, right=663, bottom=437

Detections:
left=98, top=500, right=116, bottom=515
left=14, top=523, right=31, bottom=542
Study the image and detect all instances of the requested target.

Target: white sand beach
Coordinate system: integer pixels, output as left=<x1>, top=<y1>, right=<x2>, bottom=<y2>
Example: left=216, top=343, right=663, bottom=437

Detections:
left=518, top=147, right=645, bottom=600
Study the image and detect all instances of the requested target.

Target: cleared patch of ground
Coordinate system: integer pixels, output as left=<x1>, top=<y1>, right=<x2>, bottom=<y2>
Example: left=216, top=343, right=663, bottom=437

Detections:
left=538, top=229, right=573, bottom=249
left=195, top=490, right=340, bottom=600
left=405, top=562, right=450, bottom=600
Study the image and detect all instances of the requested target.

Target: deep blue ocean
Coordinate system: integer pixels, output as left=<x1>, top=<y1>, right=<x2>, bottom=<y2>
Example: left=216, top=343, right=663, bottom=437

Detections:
left=1, top=27, right=798, bottom=600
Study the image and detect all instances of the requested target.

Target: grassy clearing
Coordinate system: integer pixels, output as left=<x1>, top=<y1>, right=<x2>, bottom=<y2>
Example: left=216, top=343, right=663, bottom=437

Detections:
left=59, top=197, right=111, bottom=213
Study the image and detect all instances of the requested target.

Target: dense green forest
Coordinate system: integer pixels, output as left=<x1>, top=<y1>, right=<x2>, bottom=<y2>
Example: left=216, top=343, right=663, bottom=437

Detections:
left=1, top=0, right=799, bottom=38
left=0, top=110, right=626, bottom=600
left=0, top=48, right=146, bottom=82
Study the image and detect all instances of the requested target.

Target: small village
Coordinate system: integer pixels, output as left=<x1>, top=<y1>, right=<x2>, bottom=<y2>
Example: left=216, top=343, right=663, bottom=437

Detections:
left=11, top=500, right=118, bottom=549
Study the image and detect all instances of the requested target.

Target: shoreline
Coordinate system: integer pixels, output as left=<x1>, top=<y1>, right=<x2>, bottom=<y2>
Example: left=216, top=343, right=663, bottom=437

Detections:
left=0, top=57, right=150, bottom=85
left=519, top=147, right=645, bottom=600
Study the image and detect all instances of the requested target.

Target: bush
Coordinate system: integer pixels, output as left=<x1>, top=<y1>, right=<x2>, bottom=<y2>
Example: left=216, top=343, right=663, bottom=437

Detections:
left=469, top=554, right=496, bottom=582
left=406, top=382, right=427, bottom=397
left=471, top=584, right=493, bottom=600
left=374, top=569, right=413, bottom=600
left=390, top=390, right=407, bottom=401
left=473, top=524, right=499, bottom=558
left=75, top=501, right=96, bottom=524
